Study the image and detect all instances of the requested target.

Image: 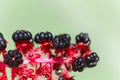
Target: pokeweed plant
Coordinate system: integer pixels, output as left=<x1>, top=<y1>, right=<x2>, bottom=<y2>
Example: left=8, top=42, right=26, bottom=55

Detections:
left=0, top=30, right=99, bottom=80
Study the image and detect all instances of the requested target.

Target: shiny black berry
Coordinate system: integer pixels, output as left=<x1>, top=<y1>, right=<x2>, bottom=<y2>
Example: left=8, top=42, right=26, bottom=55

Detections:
left=34, top=31, right=53, bottom=44
left=12, top=30, right=33, bottom=43
left=85, top=52, right=99, bottom=67
left=76, top=33, right=91, bottom=45
left=0, top=36, right=7, bottom=51
left=4, top=49, right=23, bottom=68
left=52, top=34, right=71, bottom=50
left=63, top=34, right=71, bottom=41
left=72, top=57, right=85, bottom=72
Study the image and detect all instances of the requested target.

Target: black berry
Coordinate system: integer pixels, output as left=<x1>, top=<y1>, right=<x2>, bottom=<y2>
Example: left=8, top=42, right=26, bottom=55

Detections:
left=72, top=57, right=85, bottom=72
left=63, top=34, right=71, bottom=41
left=0, top=33, right=7, bottom=51
left=76, top=33, right=91, bottom=45
left=85, top=52, right=99, bottom=67
left=12, top=30, right=33, bottom=43
left=4, top=49, right=23, bottom=68
left=26, top=31, right=32, bottom=40
left=34, top=31, right=53, bottom=44
left=0, top=39, right=6, bottom=50
left=52, top=34, right=71, bottom=50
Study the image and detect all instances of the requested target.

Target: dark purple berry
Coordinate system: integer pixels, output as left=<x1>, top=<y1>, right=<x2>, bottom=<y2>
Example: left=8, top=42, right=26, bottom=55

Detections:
left=26, top=31, right=32, bottom=39
left=12, top=33, right=18, bottom=42
left=4, top=49, right=23, bottom=68
left=34, top=31, right=53, bottom=44
left=34, top=33, right=41, bottom=43
left=76, top=33, right=91, bottom=45
left=46, top=32, right=53, bottom=41
left=72, top=57, right=85, bottom=72
left=85, top=52, right=99, bottom=67
left=23, top=32, right=29, bottom=40
left=52, top=34, right=71, bottom=50
left=64, top=34, right=71, bottom=41
left=18, top=32, right=24, bottom=40
left=12, top=30, right=32, bottom=43
left=0, top=36, right=7, bottom=51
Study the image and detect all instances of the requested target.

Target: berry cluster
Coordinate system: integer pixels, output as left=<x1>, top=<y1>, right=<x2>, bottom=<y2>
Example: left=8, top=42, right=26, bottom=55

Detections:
left=71, top=33, right=99, bottom=72
left=72, top=52, right=99, bottom=72
left=0, top=30, right=99, bottom=80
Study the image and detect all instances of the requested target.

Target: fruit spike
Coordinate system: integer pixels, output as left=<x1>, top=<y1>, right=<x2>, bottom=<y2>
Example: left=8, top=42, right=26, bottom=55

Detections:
left=0, top=31, right=99, bottom=80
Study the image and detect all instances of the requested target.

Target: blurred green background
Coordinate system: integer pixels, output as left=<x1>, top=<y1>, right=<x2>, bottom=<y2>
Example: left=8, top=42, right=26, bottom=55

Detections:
left=0, top=0, right=120, bottom=80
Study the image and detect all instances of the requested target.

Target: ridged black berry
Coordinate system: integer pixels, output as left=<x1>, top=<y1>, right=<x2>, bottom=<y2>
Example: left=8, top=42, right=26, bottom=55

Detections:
left=52, top=34, right=71, bottom=50
left=12, top=30, right=33, bottom=43
left=76, top=33, right=91, bottom=45
left=72, top=57, right=85, bottom=72
left=4, top=49, right=23, bottom=68
left=85, top=52, right=99, bottom=67
left=0, top=33, right=7, bottom=51
left=34, top=31, right=53, bottom=44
